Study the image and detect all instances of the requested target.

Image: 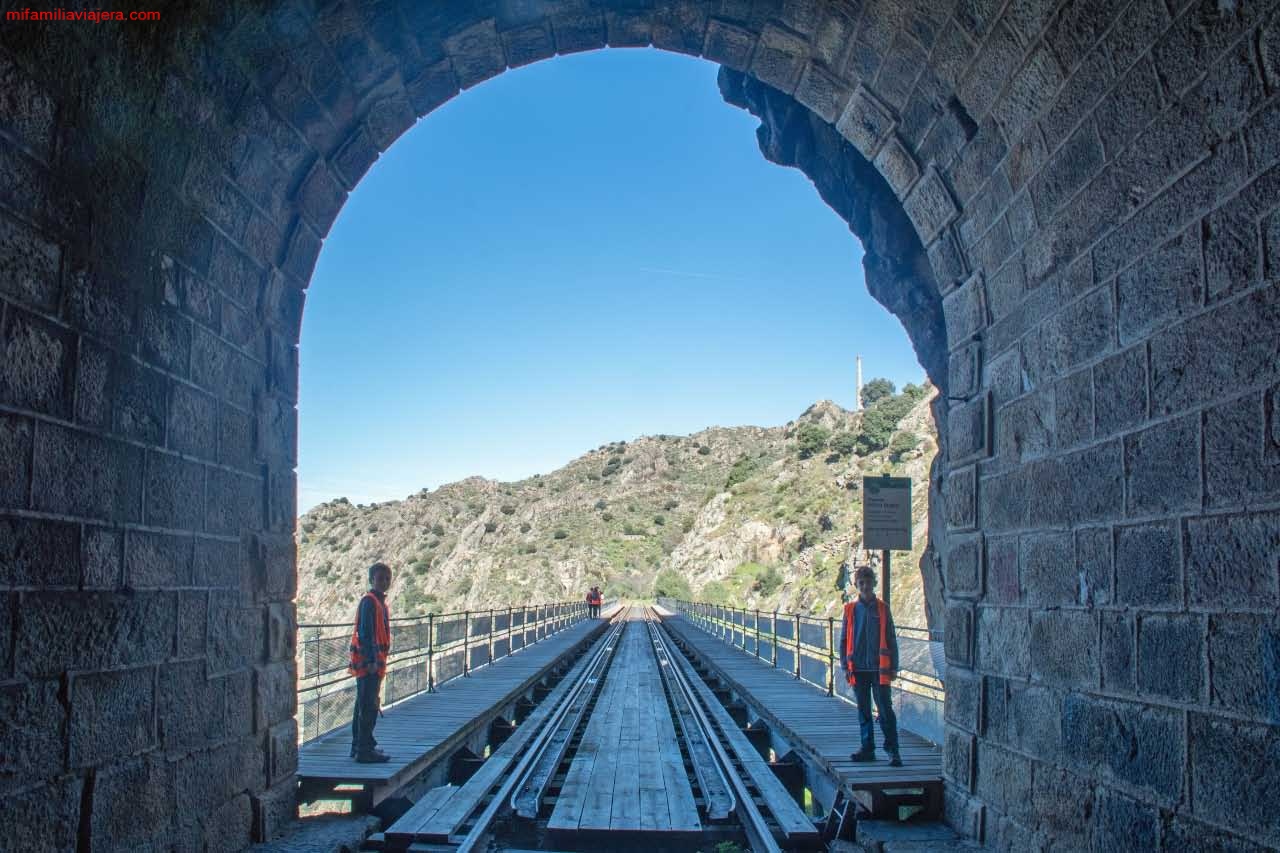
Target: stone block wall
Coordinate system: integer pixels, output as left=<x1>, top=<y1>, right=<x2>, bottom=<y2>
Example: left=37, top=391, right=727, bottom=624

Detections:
left=0, top=1, right=1277, bottom=850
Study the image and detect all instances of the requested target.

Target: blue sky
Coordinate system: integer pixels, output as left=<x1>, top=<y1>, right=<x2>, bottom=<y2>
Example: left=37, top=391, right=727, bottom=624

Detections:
left=298, top=49, right=925, bottom=512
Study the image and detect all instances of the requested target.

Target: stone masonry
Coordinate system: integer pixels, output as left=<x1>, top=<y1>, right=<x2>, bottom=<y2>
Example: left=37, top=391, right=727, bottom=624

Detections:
left=0, top=1, right=1277, bottom=851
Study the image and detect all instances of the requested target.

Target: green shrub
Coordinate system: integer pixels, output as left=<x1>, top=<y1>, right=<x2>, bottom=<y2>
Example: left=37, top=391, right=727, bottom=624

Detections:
left=856, top=392, right=916, bottom=454
left=795, top=423, right=830, bottom=459
left=755, top=565, right=783, bottom=596
left=663, top=498, right=679, bottom=511
left=301, top=522, right=316, bottom=533
left=595, top=499, right=608, bottom=510
left=553, top=529, right=568, bottom=540
left=521, top=543, right=538, bottom=554
left=654, top=515, right=666, bottom=526
left=431, top=523, right=445, bottom=536
left=519, top=522, right=532, bottom=533
left=483, top=521, right=498, bottom=533
left=889, top=431, right=920, bottom=459
left=725, top=455, right=758, bottom=488
left=601, top=512, right=614, bottom=522
left=623, top=523, right=642, bottom=536
left=681, top=517, right=694, bottom=533
left=697, top=445, right=711, bottom=455
left=500, top=504, right=516, bottom=515
left=701, top=581, right=730, bottom=605
left=861, top=377, right=895, bottom=405
left=366, top=524, right=378, bottom=534
left=652, top=569, right=692, bottom=599
left=830, top=431, right=858, bottom=457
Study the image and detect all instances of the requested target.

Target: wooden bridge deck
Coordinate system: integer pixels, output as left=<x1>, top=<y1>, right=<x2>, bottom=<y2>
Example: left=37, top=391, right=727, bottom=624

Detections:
left=547, top=617, right=701, bottom=834
left=656, top=611, right=943, bottom=807
left=297, top=616, right=611, bottom=805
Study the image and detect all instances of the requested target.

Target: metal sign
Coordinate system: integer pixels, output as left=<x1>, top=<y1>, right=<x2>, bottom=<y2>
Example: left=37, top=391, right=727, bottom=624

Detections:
left=863, top=475, right=912, bottom=551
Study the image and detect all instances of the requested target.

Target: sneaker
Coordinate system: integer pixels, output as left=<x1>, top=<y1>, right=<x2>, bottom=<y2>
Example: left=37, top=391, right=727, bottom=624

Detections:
left=850, top=749, right=876, bottom=762
left=889, top=753, right=903, bottom=767
left=355, top=749, right=391, bottom=763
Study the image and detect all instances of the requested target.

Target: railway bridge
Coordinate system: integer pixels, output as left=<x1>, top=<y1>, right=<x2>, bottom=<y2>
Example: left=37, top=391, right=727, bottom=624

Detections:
left=292, top=602, right=953, bottom=852
left=3, top=1, right=1280, bottom=851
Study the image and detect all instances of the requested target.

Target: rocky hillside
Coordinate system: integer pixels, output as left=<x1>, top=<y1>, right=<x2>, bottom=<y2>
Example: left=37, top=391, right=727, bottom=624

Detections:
left=297, top=384, right=938, bottom=630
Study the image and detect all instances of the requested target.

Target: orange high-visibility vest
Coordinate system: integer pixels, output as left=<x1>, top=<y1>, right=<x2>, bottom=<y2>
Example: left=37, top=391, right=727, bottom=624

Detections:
left=348, top=591, right=391, bottom=678
left=843, top=598, right=893, bottom=686
left=588, top=591, right=602, bottom=605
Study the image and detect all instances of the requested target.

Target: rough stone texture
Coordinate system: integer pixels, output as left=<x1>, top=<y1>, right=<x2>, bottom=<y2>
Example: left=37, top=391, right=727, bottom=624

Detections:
left=1, top=2, right=1277, bottom=850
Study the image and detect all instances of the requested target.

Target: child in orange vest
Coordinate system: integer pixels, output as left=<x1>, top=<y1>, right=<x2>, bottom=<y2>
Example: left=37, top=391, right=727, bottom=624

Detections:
left=839, top=565, right=902, bottom=766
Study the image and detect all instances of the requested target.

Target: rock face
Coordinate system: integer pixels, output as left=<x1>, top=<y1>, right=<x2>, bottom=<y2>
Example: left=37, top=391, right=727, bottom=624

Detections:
left=296, top=391, right=938, bottom=631
left=4, top=2, right=1280, bottom=851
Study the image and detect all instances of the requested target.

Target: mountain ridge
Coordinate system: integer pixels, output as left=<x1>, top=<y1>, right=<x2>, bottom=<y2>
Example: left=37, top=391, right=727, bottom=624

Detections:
left=296, top=386, right=937, bottom=630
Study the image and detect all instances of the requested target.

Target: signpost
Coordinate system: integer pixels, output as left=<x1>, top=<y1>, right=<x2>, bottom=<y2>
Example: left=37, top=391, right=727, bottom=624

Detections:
left=862, top=475, right=912, bottom=609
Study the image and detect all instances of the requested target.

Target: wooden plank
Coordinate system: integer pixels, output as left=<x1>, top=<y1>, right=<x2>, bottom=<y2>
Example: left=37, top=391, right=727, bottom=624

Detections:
left=663, top=624, right=819, bottom=843
left=658, top=614, right=943, bottom=805
left=383, top=785, right=458, bottom=845
left=411, top=625, right=612, bottom=841
left=298, top=618, right=607, bottom=799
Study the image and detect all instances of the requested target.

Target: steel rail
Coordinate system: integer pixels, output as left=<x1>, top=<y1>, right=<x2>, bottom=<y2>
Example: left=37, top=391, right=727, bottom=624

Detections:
left=644, top=608, right=737, bottom=820
left=644, top=607, right=783, bottom=853
left=509, top=614, right=623, bottom=817
left=451, top=611, right=627, bottom=853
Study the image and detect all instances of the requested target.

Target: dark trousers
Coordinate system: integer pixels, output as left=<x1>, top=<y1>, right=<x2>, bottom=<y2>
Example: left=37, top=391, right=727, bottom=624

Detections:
left=351, top=674, right=381, bottom=753
left=589, top=603, right=599, bottom=617
left=853, top=673, right=899, bottom=754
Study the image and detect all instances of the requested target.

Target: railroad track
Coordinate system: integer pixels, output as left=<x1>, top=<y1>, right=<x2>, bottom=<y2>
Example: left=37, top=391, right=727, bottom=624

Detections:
left=379, top=605, right=820, bottom=852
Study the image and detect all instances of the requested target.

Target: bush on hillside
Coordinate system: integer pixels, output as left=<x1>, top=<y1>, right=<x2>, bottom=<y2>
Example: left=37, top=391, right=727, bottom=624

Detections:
left=500, top=504, right=516, bottom=515
left=431, top=523, right=445, bottom=536
left=830, top=431, right=858, bottom=457
left=755, top=565, right=784, bottom=596
left=861, top=377, right=895, bottom=405
left=697, top=445, right=711, bottom=455
left=725, top=454, right=759, bottom=489
left=652, top=569, right=692, bottom=600
left=553, top=529, right=568, bottom=540
left=519, top=522, right=532, bottom=533
left=889, top=431, right=920, bottom=459
left=795, top=423, right=830, bottom=459
left=856, top=392, right=916, bottom=454
left=483, top=521, right=498, bottom=533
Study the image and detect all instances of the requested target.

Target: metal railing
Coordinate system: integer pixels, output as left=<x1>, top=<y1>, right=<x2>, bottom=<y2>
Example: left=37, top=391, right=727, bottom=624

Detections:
left=657, top=598, right=945, bottom=745
left=296, top=599, right=605, bottom=744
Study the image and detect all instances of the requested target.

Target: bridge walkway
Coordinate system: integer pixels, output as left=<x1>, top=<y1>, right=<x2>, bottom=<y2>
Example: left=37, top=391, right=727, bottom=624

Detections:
left=296, top=615, right=612, bottom=807
left=657, top=609, right=943, bottom=818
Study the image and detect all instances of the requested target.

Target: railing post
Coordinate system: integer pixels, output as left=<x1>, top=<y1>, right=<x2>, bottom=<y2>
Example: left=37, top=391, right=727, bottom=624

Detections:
left=772, top=610, right=779, bottom=668
left=826, top=617, right=836, bottom=696
left=754, top=609, right=761, bottom=660
left=794, top=613, right=802, bottom=679
left=507, top=606, right=513, bottom=657
left=463, top=610, right=471, bottom=677
left=427, top=613, right=435, bottom=692
left=488, top=608, right=495, bottom=665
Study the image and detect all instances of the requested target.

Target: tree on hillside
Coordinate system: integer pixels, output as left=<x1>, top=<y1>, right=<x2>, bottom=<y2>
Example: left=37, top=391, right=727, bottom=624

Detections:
left=795, top=423, right=830, bottom=459
left=830, top=431, right=858, bottom=457
left=653, top=569, right=692, bottom=600
left=856, top=392, right=916, bottom=454
left=862, top=377, right=895, bottom=406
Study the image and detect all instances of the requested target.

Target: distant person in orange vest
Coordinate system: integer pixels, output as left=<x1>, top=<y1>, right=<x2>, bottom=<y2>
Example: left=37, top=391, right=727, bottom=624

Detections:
left=839, top=565, right=901, bottom=767
left=349, top=562, right=393, bottom=763
left=587, top=586, right=602, bottom=617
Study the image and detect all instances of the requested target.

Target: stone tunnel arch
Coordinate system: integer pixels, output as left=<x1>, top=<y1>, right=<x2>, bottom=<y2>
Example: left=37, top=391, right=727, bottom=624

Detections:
left=1, top=2, right=1278, bottom=851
